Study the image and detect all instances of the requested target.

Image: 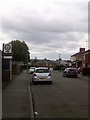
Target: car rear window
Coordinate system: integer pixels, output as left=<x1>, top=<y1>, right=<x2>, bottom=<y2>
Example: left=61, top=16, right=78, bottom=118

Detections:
left=36, top=69, right=49, bottom=73
left=31, top=67, right=35, bottom=69
left=68, top=69, right=76, bottom=72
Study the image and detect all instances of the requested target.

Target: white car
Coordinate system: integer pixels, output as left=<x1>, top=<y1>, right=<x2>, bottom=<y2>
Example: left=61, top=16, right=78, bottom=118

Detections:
left=29, top=67, right=36, bottom=74
left=32, top=67, right=52, bottom=84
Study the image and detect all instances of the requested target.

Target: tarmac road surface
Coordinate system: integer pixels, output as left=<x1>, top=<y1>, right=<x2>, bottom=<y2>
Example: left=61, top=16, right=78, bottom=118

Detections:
left=30, top=70, right=88, bottom=118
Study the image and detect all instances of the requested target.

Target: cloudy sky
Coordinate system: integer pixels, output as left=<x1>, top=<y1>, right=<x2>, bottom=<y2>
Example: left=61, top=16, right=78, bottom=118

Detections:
left=0, top=0, right=89, bottom=60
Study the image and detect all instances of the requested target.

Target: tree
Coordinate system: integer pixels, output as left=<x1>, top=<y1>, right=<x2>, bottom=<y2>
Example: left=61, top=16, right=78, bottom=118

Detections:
left=11, top=40, right=30, bottom=63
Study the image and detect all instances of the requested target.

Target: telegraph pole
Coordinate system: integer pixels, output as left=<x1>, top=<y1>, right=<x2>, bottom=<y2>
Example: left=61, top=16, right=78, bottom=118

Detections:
left=86, top=40, right=88, bottom=50
left=59, top=53, right=61, bottom=66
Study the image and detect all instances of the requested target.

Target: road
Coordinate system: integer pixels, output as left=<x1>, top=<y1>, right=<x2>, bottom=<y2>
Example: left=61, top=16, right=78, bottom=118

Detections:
left=30, top=70, right=88, bottom=118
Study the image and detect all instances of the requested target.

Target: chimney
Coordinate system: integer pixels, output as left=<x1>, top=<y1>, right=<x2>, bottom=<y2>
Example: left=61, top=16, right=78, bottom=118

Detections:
left=79, top=48, right=85, bottom=52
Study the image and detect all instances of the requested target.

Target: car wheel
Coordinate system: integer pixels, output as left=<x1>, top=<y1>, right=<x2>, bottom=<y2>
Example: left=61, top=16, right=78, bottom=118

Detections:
left=32, top=81, right=36, bottom=85
left=48, top=81, right=52, bottom=85
left=76, top=76, right=78, bottom=78
left=64, top=74, right=67, bottom=77
left=63, top=74, right=65, bottom=77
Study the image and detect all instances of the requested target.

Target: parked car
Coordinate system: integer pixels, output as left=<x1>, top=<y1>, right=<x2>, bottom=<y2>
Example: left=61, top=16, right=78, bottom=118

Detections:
left=63, top=68, right=78, bottom=78
left=29, top=67, right=36, bottom=74
left=32, top=67, right=52, bottom=84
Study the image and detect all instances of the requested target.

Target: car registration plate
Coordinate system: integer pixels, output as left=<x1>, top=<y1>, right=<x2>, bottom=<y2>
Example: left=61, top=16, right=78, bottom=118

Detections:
left=40, top=78, right=46, bottom=80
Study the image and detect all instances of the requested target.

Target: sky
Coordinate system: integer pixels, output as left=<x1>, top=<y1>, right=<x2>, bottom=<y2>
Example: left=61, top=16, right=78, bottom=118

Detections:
left=0, top=0, right=89, bottom=60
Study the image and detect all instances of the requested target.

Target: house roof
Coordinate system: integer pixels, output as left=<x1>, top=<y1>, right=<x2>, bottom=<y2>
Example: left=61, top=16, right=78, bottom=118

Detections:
left=85, top=49, right=90, bottom=53
left=71, top=49, right=90, bottom=57
left=71, top=51, right=84, bottom=57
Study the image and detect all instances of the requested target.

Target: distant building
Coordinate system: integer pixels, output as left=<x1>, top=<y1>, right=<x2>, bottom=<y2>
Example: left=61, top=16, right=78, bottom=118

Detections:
left=55, top=59, right=72, bottom=67
left=33, top=59, right=56, bottom=68
left=30, top=58, right=72, bottom=69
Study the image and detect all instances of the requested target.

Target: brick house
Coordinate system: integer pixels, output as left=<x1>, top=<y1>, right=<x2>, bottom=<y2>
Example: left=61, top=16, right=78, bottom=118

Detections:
left=85, top=49, right=90, bottom=67
left=71, top=48, right=90, bottom=68
left=34, top=59, right=56, bottom=68
left=71, top=48, right=85, bottom=68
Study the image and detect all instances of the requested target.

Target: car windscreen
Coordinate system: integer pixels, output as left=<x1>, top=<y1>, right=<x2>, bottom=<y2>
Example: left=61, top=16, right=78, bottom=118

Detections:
left=36, top=69, right=49, bottom=73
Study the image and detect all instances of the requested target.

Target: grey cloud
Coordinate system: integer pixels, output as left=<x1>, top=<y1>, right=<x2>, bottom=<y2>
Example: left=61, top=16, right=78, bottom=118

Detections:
left=2, top=13, right=87, bottom=46
left=2, top=15, right=87, bottom=35
left=1, top=1, right=88, bottom=59
left=2, top=1, right=88, bottom=35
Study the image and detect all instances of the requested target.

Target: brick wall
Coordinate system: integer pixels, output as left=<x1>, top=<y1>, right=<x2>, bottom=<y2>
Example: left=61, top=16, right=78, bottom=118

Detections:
left=85, top=51, right=90, bottom=67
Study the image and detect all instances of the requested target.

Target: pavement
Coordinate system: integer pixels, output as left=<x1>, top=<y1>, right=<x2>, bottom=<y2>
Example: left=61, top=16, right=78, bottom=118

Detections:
left=78, top=74, right=89, bottom=81
left=2, top=70, right=34, bottom=119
